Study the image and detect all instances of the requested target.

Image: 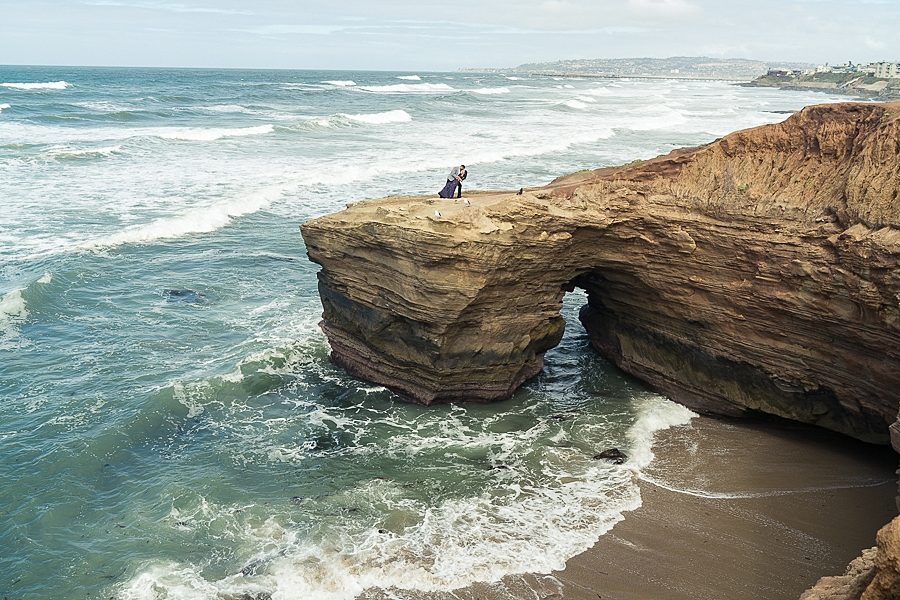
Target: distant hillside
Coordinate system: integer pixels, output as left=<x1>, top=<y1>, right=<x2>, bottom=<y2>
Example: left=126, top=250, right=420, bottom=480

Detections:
left=746, top=70, right=900, bottom=99
left=459, top=57, right=815, bottom=81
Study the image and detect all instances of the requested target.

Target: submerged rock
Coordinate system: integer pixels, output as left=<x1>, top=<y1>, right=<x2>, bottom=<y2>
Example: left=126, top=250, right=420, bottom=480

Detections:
left=301, top=101, right=900, bottom=444
left=593, top=448, right=628, bottom=464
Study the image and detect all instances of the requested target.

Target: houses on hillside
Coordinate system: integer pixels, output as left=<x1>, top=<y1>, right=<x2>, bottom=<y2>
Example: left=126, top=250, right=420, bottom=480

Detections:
left=800, top=61, right=900, bottom=79
left=872, top=62, right=900, bottom=79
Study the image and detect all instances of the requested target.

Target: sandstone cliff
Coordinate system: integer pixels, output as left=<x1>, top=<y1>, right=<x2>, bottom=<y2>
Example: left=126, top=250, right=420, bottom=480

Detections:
left=300, top=101, right=900, bottom=444
left=801, top=515, right=900, bottom=600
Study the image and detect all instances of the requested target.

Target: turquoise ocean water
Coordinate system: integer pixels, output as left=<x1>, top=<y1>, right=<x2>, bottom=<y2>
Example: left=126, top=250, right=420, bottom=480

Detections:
left=0, top=67, right=848, bottom=599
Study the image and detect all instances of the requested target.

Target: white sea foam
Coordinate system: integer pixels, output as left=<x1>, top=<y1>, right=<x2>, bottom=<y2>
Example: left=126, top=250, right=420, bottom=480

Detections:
left=397, top=75, right=421, bottom=81
left=80, top=185, right=286, bottom=249
left=639, top=474, right=892, bottom=500
left=198, top=104, right=259, bottom=114
left=563, top=99, right=588, bottom=109
left=575, top=96, right=598, bottom=103
left=0, top=289, right=28, bottom=345
left=49, top=145, right=122, bottom=158
left=0, top=103, right=10, bottom=113
left=506, top=76, right=522, bottom=80
left=625, top=105, right=688, bottom=131
left=469, top=87, right=510, bottom=95
left=153, top=124, right=274, bottom=141
left=1, top=81, right=70, bottom=90
left=118, top=393, right=695, bottom=600
left=581, top=87, right=612, bottom=96
left=358, top=83, right=455, bottom=94
left=323, top=80, right=356, bottom=87
left=625, top=395, right=696, bottom=470
left=37, top=273, right=52, bottom=284
left=338, top=110, right=412, bottom=124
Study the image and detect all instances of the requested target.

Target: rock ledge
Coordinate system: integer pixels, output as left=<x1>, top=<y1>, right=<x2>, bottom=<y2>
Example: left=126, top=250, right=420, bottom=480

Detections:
left=301, top=101, right=900, bottom=444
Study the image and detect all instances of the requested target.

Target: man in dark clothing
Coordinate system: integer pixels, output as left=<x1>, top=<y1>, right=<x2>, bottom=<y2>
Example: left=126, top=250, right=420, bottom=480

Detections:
left=439, top=164, right=467, bottom=198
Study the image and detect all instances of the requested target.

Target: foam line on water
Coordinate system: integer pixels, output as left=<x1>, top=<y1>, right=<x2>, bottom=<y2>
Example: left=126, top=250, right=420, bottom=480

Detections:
left=336, top=110, right=412, bottom=124
left=397, top=75, right=421, bottom=81
left=153, top=124, right=274, bottom=141
left=624, top=394, right=697, bottom=471
left=0, top=103, right=10, bottom=113
left=358, top=83, right=455, bottom=94
left=117, top=394, right=696, bottom=600
left=1, top=81, right=70, bottom=90
left=639, top=474, right=894, bottom=499
left=323, top=80, right=356, bottom=87
left=469, top=87, right=510, bottom=95
left=78, top=185, right=287, bottom=249
left=0, top=289, right=28, bottom=336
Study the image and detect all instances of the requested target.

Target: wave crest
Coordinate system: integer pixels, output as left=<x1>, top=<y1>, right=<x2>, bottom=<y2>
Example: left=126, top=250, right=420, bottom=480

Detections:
left=469, top=87, right=510, bottom=95
left=81, top=186, right=286, bottom=249
left=1, top=81, right=70, bottom=90
left=338, top=110, right=412, bottom=124
left=358, top=83, right=454, bottom=94
left=154, top=124, right=274, bottom=141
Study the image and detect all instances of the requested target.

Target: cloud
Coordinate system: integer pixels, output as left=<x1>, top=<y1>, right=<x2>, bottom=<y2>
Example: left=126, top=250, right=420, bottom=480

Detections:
left=865, top=36, right=887, bottom=50
left=540, top=1, right=575, bottom=12
left=627, top=0, right=700, bottom=17
left=83, top=1, right=252, bottom=15
left=232, top=24, right=347, bottom=36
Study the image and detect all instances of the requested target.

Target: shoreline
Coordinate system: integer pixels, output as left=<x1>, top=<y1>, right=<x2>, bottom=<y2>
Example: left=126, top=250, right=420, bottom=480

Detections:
left=361, top=415, right=899, bottom=600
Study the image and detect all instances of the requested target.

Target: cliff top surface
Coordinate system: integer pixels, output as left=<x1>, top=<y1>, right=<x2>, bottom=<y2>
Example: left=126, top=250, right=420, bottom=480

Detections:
left=310, top=101, right=900, bottom=237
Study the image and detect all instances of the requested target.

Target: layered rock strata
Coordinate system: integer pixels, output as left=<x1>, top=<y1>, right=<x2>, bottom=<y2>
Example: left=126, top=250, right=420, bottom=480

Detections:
left=800, top=516, right=900, bottom=600
left=301, top=101, right=900, bottom=444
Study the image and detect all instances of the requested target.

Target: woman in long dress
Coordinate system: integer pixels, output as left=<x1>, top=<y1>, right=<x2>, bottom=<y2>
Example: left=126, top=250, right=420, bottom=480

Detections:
left=438, top=165, right=466, bottom=198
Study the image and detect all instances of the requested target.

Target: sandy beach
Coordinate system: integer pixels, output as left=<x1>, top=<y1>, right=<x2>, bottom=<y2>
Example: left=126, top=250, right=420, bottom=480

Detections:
left=363, top=415, right=899, bottom=600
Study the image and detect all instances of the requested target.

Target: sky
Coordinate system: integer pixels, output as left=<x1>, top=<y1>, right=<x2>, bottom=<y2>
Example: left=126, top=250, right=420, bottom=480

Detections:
left=1, top=0, right=899, bottom=70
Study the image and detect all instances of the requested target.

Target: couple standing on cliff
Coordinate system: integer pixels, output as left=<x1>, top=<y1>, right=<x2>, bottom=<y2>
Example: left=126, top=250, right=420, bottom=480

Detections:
left=438, top=165, right=466, bottom=199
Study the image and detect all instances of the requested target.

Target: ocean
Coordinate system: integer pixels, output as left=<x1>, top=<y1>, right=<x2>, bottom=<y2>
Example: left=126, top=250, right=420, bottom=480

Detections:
left=0, top=66, right=851, bottom=599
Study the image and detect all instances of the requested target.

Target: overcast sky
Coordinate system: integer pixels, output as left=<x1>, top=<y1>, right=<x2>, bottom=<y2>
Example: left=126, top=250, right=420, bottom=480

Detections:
left=1, top=0, right=899, bottom=71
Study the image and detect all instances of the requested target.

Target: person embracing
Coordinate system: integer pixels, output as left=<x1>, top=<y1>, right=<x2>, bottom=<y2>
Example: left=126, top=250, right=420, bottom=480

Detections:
left=438, top=164, right=467, bottom=199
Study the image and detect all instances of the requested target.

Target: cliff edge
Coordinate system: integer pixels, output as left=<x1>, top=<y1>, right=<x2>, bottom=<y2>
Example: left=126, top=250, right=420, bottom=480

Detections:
left=301, top=101, right=900, bottom=444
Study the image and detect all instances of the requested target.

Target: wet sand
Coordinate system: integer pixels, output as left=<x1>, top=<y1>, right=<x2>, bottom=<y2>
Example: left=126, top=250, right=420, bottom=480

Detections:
left=364, top=415, right=899, bottom=600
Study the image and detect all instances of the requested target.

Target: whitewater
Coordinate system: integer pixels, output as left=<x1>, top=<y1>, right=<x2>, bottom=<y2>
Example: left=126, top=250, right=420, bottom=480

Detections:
left=0, top=66, right=848, bottom=599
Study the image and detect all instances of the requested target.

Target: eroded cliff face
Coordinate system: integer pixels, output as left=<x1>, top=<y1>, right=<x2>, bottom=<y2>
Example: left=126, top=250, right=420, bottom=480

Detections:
left=300, top=101, right=900, bottom=444
left=801, top=515, right=900, bottom=600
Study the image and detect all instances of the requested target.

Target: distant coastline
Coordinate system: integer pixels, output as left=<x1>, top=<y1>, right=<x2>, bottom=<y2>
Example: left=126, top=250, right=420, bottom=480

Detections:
left=458, top=55, right=900, bottom=100
left=457, top=56, right=813, bottom=82
left=743, top=70, right=900, bottom=100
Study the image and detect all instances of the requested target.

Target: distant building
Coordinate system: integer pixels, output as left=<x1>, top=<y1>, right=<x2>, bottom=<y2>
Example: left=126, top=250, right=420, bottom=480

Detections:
left=872, top=62, right=900, bottom=79
left=766, top=69, right=802, bottom=77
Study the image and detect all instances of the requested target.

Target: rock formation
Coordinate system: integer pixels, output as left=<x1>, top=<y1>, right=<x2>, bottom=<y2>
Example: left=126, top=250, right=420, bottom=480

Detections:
left=300, top=101, right=900, bottom=444
left=800, top=515, right=900, bottom=600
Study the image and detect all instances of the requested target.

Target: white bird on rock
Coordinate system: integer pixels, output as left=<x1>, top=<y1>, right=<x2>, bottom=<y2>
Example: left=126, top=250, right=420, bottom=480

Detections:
left=434, top=210, right=441, bottom=218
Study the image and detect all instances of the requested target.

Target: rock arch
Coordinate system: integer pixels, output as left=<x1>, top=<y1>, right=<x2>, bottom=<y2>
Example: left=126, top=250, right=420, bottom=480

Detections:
left=301, top=101, right=900, bottom=444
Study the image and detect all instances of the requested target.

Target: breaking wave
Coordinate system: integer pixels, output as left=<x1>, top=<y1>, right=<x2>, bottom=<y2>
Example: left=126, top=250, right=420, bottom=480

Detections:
left=1, top=81, right=71, bottom=90
left=358, top=83, right=455, bottom=94
left=338, top=110, right=412, bottom=124
left=116, top=394, right=695, bottom=600
left=469, top=87, right=510, bottom=95
left=153, top=124, right=274, bottom=141
left=80, top=186, right=286, bottom=249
